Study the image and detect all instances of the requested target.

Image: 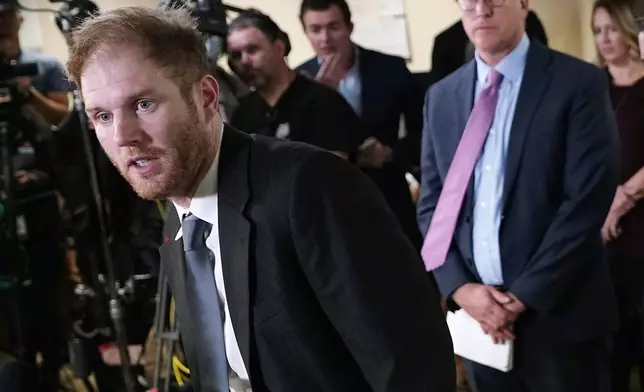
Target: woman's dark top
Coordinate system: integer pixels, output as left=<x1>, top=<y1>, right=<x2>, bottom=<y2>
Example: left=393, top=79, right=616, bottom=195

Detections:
left=608, top=72, right=644, bottom=260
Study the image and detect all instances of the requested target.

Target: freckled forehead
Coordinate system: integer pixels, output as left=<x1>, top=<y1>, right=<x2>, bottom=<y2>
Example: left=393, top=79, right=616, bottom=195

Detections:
left=80, top=45, right=170, bottom=109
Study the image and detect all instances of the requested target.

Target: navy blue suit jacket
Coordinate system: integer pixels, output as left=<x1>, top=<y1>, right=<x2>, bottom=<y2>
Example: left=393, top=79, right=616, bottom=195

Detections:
left=298, top=46, right=423, bottom=248
left=418, top=42, right=619, bottom=342
left=297, top=45, right=422, bottom=168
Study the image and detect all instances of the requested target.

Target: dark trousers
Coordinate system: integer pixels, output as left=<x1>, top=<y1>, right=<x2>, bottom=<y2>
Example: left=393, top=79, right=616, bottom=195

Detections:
left=609, top=255, right=644, bottom=392
left=464, top=333, right=612, bottom=392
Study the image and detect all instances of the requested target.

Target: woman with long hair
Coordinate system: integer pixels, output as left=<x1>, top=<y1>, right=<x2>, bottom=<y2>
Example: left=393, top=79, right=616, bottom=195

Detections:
left=592, top=1, right=644, bottom=391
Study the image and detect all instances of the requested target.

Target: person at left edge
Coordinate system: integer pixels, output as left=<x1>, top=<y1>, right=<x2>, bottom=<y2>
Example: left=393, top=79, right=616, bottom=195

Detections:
left=68, top=6, right=456, bottom=392
left=0, top=4, right=70, bottom=125
left=228, top=9, right=361, bottom=160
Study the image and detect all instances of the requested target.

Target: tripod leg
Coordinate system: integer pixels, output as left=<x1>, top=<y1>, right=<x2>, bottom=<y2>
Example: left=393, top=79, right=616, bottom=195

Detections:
left=152, top=263, right=167, bottom=389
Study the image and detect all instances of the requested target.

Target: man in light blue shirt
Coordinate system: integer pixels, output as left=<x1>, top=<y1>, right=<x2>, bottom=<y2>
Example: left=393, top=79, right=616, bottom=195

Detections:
left=297, top=0, right=424, bottom=250
left=418, top=0, right=618, bottom=391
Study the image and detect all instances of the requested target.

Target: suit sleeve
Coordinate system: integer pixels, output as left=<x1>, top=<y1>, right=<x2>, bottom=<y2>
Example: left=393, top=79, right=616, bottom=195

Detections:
left=417, top=87, right=476, bottom=304
left=289, top=151, right=455, bottom=392
left=509, top=67, right=618, bottom=313
left=395, top=58, right=423, bottom=169
left=306, top=88, right=364, bottom=156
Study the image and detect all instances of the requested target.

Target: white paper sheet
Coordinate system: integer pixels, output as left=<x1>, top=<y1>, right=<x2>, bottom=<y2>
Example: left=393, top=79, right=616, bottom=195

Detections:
left=446, top=310, right=514, bottom=372
left=347, top=0, right=410, bottom=59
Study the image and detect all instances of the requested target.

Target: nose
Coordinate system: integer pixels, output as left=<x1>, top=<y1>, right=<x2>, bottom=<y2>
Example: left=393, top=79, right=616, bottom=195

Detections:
left=474, top=0, right=493, bottom=16
left=112, top=112, right=144, bottom=147
left=240, top=52, right=253, bottom=68
left=319, top=29, right=330, bottom=45
left=600, top=30, right=610, bottom=43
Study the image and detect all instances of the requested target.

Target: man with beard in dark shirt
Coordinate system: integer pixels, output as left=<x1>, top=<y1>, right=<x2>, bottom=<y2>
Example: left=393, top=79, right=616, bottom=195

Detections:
left=228, top=9, right=361, bottom=159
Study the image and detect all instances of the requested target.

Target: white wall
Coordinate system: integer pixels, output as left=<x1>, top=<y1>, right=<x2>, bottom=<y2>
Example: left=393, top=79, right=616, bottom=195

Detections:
left=32, top=0, right=595, bottom=71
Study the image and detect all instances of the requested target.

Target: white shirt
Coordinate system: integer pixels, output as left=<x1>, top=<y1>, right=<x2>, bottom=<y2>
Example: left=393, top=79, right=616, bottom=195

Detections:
left=172, top=126, right=250, bottom=385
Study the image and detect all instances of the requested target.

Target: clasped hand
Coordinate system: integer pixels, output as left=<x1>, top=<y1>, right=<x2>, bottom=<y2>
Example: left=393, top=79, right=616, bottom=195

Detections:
left=602, top=185, right=636, bottom=243
left=452, top=283, right=526, bottom=344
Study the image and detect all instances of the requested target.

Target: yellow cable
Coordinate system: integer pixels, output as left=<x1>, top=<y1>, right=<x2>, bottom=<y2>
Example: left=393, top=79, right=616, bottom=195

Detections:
left=173, top=355, right=190, bottom=374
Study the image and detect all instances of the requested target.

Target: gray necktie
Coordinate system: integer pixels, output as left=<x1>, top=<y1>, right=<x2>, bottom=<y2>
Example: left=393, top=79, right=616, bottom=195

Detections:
left=182, top=213, right=229, bottom=391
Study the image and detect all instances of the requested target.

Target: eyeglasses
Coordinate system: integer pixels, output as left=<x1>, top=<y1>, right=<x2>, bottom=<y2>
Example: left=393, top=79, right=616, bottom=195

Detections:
left=456, top=0, right=506, bottom=11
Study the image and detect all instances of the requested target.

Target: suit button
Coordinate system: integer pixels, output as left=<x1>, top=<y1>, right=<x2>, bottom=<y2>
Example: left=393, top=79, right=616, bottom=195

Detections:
left=465, top=216, right=471, bottom=223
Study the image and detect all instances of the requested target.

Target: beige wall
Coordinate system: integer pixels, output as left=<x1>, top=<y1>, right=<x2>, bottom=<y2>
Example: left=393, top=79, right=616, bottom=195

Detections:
left=34, top=0, right=597, bottom=72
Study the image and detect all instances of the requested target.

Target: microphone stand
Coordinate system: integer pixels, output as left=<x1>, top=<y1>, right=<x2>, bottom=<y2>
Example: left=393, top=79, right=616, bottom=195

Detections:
left=73, top=89, right=136, bottom=392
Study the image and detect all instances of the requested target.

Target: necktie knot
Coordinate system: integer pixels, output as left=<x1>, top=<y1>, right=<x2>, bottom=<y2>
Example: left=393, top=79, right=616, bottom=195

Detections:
left=182, top=213, right=211, bottom=251
left=487, top=69, right=504, bottom=89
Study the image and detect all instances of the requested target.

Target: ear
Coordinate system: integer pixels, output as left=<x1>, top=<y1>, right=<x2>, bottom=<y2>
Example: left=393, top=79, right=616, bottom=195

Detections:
left=273, top=39, right=285, bottom=57
left=348, top=21, right=354, bottom=35
left=520, top=0, right=529, bottom=10
left=200, top=75, right=220, bottom=124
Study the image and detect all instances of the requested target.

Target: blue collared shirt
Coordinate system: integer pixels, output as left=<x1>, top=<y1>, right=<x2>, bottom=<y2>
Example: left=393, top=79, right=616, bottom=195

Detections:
left=471, top=34, right=530, bottom=285
left=318, top=46, right=362, bottom=116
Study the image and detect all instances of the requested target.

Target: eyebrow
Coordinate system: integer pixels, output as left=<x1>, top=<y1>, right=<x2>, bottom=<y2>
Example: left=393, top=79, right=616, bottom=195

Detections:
left=85, top=88, right=158, bottom=113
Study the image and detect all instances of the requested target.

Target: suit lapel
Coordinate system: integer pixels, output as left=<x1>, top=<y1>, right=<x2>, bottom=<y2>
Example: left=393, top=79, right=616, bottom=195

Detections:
left=160, top=204, right=188, bottom=322
left=217, top=125, right=253, bottom=373
left=306, top=59, right=321, bottom=79
left=502, top=43, right=553, bottom=210
left=455, top=61, right=477, bottom=216
left=454, top=60, right=477, bottom=144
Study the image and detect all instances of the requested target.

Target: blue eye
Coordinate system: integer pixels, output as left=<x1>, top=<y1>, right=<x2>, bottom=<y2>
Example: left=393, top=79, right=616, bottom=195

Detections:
left=137, top=100, right=154, bottom=111
left=97, top=112, right=112, bottom=123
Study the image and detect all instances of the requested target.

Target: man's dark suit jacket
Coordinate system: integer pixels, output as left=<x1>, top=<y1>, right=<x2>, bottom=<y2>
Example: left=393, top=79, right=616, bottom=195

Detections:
left=431, top=11, right=548, bottom=83
left=417, top=42, right=620, bottom=343
left=161, top=126, right=455, bottom=391
left=297, top=46, right=423, bottom=248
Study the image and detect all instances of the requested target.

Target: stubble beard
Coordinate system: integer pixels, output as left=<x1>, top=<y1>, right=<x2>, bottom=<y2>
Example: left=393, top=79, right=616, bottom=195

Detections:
left=112, top=102, right=210, bottom=200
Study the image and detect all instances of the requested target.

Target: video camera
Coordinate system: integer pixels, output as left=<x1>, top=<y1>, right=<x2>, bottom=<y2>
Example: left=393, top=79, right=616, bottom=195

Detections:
left=0, top=60, right=38, bottom=115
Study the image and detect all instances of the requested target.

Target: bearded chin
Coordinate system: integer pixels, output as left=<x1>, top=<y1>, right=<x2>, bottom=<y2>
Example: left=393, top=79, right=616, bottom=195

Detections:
left=109, top=156, right=179, bottom=201
left=129, top=175, right=176, bottom=200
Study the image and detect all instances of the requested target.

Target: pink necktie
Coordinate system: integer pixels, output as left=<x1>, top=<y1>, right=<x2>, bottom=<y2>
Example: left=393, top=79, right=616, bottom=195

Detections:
left=421, top=69, right=504, bottom=271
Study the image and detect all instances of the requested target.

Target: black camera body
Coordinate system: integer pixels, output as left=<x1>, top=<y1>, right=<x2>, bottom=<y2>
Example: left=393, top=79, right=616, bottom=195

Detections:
left=0, top=60, right=38, bottom=117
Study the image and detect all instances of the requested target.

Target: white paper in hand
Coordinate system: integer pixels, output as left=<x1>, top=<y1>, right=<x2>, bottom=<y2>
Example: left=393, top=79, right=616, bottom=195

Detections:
left=446, top=310, right=514, bottom=372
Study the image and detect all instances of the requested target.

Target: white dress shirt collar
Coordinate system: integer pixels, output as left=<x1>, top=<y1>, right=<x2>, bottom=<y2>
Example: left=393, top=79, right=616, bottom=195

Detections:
left=475, top=33, right=530, bottom=86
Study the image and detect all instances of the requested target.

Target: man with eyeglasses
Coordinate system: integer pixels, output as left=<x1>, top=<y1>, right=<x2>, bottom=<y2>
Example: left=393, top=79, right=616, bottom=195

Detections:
left=418, top=0, right=619, bottom=391
left=430, top=3, right=547, bottom=83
